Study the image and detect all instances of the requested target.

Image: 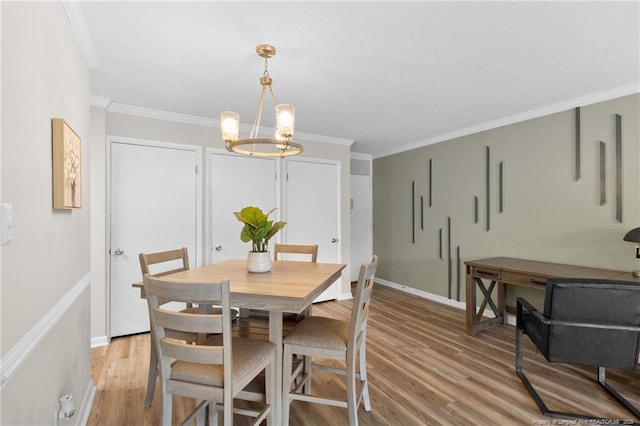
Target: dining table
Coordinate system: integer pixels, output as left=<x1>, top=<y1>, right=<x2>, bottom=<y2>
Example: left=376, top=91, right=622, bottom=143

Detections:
left=133, top=258, right=346, bottom=424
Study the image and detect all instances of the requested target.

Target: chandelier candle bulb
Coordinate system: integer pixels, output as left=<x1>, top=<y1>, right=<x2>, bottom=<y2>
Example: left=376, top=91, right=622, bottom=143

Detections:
left=220, top=111, right=239, bottom=142
left=276, top=104, right=295, bottom=138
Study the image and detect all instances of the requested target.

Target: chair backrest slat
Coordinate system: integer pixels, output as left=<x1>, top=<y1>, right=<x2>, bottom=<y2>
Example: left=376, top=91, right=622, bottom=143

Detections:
left=274, top=243, right=318, bottom=263
left=349, top=255, right=378, bottom=350
left=154, top=308, right=224, bottom=334
left=161, top=340, right=224, bottom=365
left=139, top=247, right=190, bottom=276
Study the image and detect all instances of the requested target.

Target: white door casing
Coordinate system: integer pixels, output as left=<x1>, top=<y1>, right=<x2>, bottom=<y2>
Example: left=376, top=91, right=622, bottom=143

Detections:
left=108, top=138, right=201, bottom=337
left=350, top=174, right=373, bottom=281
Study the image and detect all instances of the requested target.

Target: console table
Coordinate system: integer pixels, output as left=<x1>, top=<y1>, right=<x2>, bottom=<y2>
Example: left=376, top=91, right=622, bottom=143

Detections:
left=465, top=256, right=640, bottom=336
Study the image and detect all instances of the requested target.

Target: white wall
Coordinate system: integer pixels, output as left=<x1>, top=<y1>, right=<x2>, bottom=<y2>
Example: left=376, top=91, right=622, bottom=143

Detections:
left=1, top=2, right=93, bottom=424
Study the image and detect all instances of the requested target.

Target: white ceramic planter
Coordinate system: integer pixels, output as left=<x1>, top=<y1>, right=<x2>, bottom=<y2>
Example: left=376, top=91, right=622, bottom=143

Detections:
left=246, top=251, right=272, bottom=273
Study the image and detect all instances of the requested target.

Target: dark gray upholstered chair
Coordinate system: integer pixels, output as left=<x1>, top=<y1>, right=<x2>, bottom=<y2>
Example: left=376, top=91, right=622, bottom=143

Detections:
left=516, top=278, right=640, bottom=423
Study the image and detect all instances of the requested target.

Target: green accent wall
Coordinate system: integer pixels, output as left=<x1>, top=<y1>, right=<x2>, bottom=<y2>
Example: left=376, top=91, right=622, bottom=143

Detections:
left=373, top=94, right=639, bottom=308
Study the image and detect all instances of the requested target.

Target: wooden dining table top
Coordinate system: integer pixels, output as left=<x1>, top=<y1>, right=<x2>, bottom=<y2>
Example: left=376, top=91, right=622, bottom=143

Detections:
left=133, top=259, right=346, bottom=313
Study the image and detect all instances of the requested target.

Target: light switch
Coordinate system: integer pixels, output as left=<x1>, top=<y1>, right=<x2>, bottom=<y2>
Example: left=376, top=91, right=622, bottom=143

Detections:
left=0, top=203, right=15, bottom=245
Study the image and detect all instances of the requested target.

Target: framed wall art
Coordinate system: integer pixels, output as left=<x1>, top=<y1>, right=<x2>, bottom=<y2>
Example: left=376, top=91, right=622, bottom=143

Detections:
left=52, top=118, right=82, bottom=209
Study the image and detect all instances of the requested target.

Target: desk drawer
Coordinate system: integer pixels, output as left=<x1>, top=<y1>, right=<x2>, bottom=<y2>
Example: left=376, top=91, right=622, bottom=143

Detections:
left=502, top=271, right=548, bottom=288
left=470, top=266, right=502, bottom=280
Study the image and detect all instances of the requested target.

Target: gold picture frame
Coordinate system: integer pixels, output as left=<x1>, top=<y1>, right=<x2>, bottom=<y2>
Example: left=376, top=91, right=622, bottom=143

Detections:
left=52, top=118, right=82, bottom=209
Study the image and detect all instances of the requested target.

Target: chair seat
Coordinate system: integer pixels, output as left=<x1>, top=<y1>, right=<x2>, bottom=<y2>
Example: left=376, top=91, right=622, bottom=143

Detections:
left=284, top=315, right=349, bottom=351
left=171, top=337, right=275, bottom=387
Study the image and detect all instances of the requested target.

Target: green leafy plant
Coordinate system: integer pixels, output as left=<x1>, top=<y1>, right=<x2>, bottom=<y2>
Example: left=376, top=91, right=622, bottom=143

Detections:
left=233, top=206, right=286, bottom=252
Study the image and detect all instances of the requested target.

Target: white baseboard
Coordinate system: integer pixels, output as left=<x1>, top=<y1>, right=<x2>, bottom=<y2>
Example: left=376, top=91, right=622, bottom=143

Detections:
left=338, top=291, right=353, bottom=301
left=76, top=379, right=96, bottom=426
left=90, top=336, right=108, bottom=348
left=375, top=278, right=516, bottom=325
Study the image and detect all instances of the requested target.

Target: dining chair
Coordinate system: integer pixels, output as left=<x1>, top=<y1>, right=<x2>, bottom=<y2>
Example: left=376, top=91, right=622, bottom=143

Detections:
left=139, top=247, right=238, bottom=408
left=242, top=243, right=318, bottom=322
left=144, top=274, right=276, bottom=426
left=139, top=247, right=195, bottom=408
left=276, top=243, right=318, bottom=321
left=282, top=255, right=378, bottom=426
left=516, top=278, right=640, bottom=422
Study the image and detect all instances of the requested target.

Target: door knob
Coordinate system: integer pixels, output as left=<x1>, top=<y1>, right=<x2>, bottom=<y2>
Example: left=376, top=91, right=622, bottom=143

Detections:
left=215, top=245, right=222, bottom=251
left=331, top=238, right=339, bottom=243
left=114, top=248, right=124, bottom=255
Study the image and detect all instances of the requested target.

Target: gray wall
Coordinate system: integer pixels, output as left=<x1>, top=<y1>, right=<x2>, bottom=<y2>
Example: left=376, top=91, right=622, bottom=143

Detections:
left=373, top=94, right=639, bottom=308
left=1, top=2, right=92, bottom=424
left=89, top=109, right=353, bottom=340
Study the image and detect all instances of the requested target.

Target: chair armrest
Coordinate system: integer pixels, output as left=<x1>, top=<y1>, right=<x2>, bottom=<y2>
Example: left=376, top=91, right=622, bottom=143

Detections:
left=516, top=297, right=549, bottom=325
left=516, top=297, right=537, bottom=314
left=545, top=319, right=640, bottom=332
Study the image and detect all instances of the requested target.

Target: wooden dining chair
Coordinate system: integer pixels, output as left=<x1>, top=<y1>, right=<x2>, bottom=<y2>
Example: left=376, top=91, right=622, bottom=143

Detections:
left=282, top=255, right=378, bottom=426
left=139, top=247, right=238, bottom=408
left=275, top=243, right=318, bottom=321
left=143, top=274, right=276, bottom=426
left=139, top=247, right=195, bottom=408
left=242, top=243, right=319, bottom=322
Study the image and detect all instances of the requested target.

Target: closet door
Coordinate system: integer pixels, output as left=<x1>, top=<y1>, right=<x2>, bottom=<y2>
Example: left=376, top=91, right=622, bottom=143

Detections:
left=283, top=158, right=341, bottom=301
left=109, top=139, right=200, bottom=337
left=208, top=152, right=279, bottom=263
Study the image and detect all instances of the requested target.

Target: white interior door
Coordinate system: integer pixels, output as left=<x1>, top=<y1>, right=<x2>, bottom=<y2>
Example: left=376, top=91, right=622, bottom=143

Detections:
left=109, top=139, right=200, bottom=337
left=283, top=159, right=341, bottom=301
left=208, top=152, right=279, bottom=263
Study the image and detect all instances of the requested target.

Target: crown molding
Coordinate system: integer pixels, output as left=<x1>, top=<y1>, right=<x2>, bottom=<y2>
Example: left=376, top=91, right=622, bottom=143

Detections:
left=62, top=1, right=99, bottom=70
left=373, top=83, right=640, bottom=159
left=350, top=152, right=372, bottom=160
left=90, top=96, right=111, bottom=108
left=106, top=102, right=354, bottom=146
left=108, top=103, right=217, bottom=127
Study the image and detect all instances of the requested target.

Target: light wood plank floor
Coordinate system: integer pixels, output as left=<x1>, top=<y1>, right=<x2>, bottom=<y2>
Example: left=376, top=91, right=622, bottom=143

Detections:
left=88, top=284, right=640, bottom=425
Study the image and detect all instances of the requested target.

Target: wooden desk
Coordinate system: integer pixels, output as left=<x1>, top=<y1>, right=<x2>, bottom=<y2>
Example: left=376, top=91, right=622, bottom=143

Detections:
left=134, top=259, right=346, bottom=424
left=465, top=257, right=639, bottom=336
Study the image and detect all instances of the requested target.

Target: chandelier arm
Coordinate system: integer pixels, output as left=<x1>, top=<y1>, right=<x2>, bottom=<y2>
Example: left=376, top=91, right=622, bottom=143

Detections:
left=268, top=86, right=279, bottom=105
left=251, top=86, right=267, bottom=139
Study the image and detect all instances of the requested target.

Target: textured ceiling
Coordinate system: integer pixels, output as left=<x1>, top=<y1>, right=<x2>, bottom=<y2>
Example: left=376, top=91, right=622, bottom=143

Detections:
left=75, top=1, right=640, bottom=157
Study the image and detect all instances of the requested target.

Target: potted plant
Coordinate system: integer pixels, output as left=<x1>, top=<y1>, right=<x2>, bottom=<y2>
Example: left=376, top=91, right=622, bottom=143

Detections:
left=234, top=206, right=286, bottom=273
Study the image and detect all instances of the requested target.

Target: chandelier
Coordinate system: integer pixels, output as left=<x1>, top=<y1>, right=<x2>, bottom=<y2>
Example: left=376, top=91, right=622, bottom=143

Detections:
left=220, top=44, right=303, bottom=157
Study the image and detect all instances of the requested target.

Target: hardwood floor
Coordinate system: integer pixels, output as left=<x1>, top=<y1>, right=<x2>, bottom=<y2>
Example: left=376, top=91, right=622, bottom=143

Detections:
left=88, top=284, right=640, bottom=425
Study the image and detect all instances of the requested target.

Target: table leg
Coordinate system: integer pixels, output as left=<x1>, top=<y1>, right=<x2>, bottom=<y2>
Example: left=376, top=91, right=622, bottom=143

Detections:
left=268, top=311, right=283, bottom=425
left=466, top=274, right=504, bottom=336
left=498, top=282, right=506, bottom=325
left=466, top=273, right=477, bottom=336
